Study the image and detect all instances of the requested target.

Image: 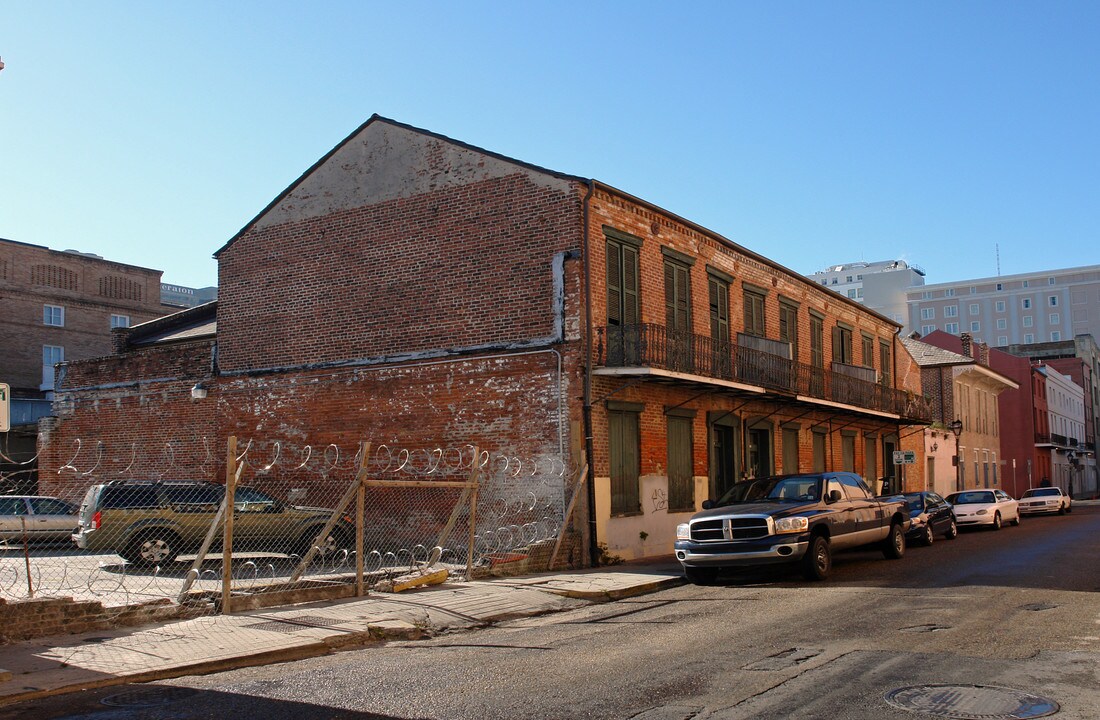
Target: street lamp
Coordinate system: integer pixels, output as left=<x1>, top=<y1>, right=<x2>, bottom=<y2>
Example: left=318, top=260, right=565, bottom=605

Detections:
left=949, top=419, right=964, bottom=491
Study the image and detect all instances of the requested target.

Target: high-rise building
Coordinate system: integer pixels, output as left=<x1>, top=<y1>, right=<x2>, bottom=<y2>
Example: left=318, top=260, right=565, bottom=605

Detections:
left=907, top=265, right=1100, bottom=348
left=807, top=260, right=925, bottom=328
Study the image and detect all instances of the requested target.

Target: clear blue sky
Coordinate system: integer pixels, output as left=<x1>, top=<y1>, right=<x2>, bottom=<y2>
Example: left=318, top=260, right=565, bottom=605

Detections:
left=2, top=2, right=1097, bottom=290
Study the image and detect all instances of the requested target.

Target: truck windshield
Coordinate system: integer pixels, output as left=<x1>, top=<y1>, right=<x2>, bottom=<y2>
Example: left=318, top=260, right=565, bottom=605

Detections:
left=715, top=476, right=820, bottom=505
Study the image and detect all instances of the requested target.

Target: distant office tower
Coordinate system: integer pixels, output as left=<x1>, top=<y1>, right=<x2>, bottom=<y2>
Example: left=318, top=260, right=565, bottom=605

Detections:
left=907, top=265, right=1100, bottom=348
left=806, top=260, right=926, bottom=328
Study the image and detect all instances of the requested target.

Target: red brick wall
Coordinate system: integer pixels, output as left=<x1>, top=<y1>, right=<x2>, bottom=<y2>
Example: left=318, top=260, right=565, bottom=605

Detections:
left=38, top=340, right=217, bottom=502
left=216, top=174, right=584, bottom=373
left=587, top=188, right=907, bottom=378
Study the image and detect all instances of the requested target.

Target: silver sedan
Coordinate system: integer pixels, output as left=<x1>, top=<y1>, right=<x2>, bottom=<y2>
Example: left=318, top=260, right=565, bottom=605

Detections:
left=945, top=489, right=1020, bottom=530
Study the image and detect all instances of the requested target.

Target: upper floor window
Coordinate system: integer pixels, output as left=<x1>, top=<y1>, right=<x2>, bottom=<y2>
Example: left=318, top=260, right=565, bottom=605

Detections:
left=110, top=314, right=130, bottom=329
left=879, top=342, right=892, bottom=387
left=969, top=286, right=977, bottom=294
left=1022, top=298, right=1032, bottom=309
left=945, top=288, right=955, bottom=297
left=1049, top=295, right=1059, bottom=307
left=605, top=230, right=641, bottom=327
left=43, top=305, right=64, bottom=327
left=663, top=259, right=691, bottom=332
left=779, top=301, right=799, bottom=358
left=996, top=283, right=1003, bottom=291
left=810, top=313, right=824, bottom=368
left=856, top=288, right=863, bottom=298
left=845, top=275, right=853, bottom=283
left=856, top=274, right=863, bottom=281
left=1049, top=313, right=1060, bottom=325
left=944, top=305, right=958, bottom=318
left=1025, top=333, right=1035, bottom=343
left=921, top=291, right=932, bottom=300
left=1023, top=280, right=1030, bottom=288
left=921, top=308, right=935, bottom=320
left=997, top=336, right=1008, bottom=345
left=1023, top=315, right=1034, bottom=327
left=969, top=304, right=979, bottom=315
left=831, top=278, right=838, bottom=285
left=945, top=322, right=960, bottom=334
left=1051, top=331, right=1062, bottom=342
left=996, top=318, right=1007, bottom=330
left=832, top=324, right=853, bottom=364
left=970, top=321, right=981, bottom=332
left=708, top=276, right=730, bottom=343
left=995, top=301, right=1005, bottom=312
left=744, top=287, right=766, bottom=337
left=847, top=289, right=856, bottom=298
left=1048, top=277, right=1056, bottom=285
left=861, top=334, right=874, bottom=369
left=921, top=324, right=936, bottom=335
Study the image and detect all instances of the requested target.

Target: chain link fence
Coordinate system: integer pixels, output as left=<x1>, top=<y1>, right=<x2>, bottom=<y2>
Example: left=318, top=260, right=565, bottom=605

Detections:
left=0, top=434, right=578, bottom=628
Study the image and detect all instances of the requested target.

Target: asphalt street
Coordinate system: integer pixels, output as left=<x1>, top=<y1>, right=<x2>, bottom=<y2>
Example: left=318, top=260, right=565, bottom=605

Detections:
left=7, top=506, right=1100, bottom=720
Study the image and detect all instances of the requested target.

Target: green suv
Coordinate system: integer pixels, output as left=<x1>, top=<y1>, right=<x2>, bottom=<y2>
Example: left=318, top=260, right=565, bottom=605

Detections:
left=72, top=480, right=354, bottom=566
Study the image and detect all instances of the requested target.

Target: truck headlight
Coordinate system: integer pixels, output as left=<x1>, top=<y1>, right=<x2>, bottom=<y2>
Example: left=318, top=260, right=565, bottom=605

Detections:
left=774, top=516, right=809, bottom=534
left=676, top=523, right=690, bottom=540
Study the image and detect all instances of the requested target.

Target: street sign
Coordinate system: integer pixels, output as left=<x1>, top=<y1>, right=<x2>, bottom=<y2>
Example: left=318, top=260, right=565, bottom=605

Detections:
left=0, top=383, right=9, bottom=433
left=892, top=450, right=916, bottom=465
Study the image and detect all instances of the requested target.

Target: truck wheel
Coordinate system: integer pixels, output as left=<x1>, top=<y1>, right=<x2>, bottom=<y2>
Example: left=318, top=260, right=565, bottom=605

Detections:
left=684, top=565, right=719, bottom=585
left=801, top=535, right=831, bottom=581
left=881, top=522, right=905, bottom=559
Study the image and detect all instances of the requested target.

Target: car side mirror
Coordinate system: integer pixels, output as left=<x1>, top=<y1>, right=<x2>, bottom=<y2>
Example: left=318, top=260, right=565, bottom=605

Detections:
left=701, top=499, right=714, bottom=510
left=826, top=489, right=843, bottom=504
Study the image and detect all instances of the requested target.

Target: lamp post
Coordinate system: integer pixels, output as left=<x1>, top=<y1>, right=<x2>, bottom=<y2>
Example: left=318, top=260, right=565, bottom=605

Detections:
left=949, top=419, right=964, bottom=491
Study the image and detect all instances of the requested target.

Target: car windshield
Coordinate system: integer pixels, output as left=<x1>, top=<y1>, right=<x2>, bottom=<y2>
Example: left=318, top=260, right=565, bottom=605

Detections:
left=715, top=476, right=820, bottom=505
left=948, top=491, right=996, bottom=505
left=1021, top=488, right=1059, bottom=498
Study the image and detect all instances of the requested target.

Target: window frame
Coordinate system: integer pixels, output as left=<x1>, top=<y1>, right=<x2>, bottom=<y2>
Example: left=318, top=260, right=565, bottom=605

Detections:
left=43, top=304, right=65, bottom=327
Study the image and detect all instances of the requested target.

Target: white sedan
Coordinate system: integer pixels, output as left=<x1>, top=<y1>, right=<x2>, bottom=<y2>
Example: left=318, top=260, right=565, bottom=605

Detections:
left=1018, top=487, right=1072, bottom=515
left=945, top=489, right=1021, bottom=530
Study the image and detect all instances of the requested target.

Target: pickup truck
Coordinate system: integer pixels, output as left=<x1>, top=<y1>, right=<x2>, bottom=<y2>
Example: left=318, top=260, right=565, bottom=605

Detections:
left=674, top=472, right=910, bottom=583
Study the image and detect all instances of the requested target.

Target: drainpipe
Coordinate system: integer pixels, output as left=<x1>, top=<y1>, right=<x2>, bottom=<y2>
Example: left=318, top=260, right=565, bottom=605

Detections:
left=581, top=179, right=599, bottom=567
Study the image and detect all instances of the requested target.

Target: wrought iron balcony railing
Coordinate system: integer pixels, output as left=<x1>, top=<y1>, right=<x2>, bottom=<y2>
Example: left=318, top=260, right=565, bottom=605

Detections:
left=596, top=323, right=931, bottom=421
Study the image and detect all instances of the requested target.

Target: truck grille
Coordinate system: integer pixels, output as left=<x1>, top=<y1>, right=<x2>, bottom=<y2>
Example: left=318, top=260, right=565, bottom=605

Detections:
left=690, top=517, right=771, bottom=542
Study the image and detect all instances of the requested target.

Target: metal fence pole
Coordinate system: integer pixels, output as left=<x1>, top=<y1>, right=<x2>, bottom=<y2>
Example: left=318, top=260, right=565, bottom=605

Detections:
left=466, top=446, right=480, bottom=581
left=356, top=441, right=370, bottom=597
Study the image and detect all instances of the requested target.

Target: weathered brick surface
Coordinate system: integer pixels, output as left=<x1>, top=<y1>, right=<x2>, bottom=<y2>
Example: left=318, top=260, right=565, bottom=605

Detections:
left=0, top=239, right=167, bottom=393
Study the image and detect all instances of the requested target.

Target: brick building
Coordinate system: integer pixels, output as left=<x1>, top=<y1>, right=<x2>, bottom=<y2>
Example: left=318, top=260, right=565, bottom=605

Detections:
left=902, top=332, right=1019, bottom=497
left=0, top=238, right=168, bottom=491
left=39, top=116, right=931, bottom=563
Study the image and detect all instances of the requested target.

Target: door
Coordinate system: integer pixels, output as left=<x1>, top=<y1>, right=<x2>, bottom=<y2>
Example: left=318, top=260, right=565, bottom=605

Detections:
left=712, top=423, right=737, bottom=500
left=747, top=428, right=772, bottom=479
left=667, top=416, right=694, bottom=512
left=27, top=497, right=77, bottom=541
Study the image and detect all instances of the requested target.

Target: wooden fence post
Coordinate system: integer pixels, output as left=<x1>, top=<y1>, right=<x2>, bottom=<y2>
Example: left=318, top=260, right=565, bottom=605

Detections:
left=222, top=435, right=237, bottom=614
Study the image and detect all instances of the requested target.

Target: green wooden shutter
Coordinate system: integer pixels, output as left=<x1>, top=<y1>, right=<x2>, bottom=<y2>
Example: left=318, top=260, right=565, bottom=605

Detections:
left=667, top=416, right=694, bottom=511
left=609, top=410, right=640, bottom=514
left=622, top=244, right=640, bottom=326
left=607, top=242, right=622, bottom=326
left=709, top=278, right=729, bottom=342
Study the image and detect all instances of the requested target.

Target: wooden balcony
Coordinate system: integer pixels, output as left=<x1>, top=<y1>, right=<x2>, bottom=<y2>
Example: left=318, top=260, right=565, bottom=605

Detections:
left=596, top=323, right=931, bottom=422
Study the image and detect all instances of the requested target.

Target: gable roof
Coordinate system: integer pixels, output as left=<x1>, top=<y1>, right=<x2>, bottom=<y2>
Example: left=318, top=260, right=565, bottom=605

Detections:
left=214, top=114, right=585, bottom=258
left=900, top=336, right=973, bottom=367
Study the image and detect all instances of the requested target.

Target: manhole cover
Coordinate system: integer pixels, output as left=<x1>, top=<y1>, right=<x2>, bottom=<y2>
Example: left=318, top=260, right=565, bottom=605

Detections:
left=102, top=687, right=199, bottom=708
left=884, top=684, right=1059, bottom=719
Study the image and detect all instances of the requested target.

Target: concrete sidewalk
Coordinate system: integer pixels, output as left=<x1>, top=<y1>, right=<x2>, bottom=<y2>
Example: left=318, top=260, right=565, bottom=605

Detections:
left=0, top=559, right=685, bottom=706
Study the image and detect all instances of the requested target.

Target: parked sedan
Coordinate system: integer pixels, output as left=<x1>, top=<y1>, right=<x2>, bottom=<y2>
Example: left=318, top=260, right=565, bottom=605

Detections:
left=902, top=491, right=957, bottom=544
left=944, top=489, right=1020, bottom=530
left=1018, top=487, right=1072, bottom=515
left=0, top=496, right=79, bottom=544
